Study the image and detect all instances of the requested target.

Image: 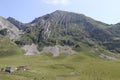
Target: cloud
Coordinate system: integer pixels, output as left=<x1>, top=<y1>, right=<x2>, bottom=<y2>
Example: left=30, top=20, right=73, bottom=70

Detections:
left=43, top=0, right=70, bottom=6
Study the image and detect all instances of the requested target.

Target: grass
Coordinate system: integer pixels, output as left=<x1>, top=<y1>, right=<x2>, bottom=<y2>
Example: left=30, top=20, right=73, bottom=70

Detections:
left=0, top=51, right=120, bottom=80
left=0, top=36, right=23, bottom=57
left=0, top=36, right=120, bottom=80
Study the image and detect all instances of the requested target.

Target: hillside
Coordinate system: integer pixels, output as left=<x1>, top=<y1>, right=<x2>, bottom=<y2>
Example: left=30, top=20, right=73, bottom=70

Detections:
left=0, top=35, right=23, bottom=57
left=11, top=10, right=119, bottom=54
left=7, top=17, right=29, bottom=32
left=0, top=10, right=120, bottom=54
left=30, top=10, right=112, bottom=43
left=0, top=10, right=120, bottom=58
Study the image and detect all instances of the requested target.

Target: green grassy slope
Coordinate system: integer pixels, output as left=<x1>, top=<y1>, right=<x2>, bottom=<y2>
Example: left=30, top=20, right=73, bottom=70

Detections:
left=0, top=50, right=120, bottom=80
left=0, top=35, right=23, bottom=57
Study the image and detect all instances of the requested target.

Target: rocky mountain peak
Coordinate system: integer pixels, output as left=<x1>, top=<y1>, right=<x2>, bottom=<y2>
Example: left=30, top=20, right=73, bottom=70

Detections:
left=31, top=10, right=87, bottom=24
left=7, top=17, right=16, bottom=21
left=7, top=17, right=28, bottom=31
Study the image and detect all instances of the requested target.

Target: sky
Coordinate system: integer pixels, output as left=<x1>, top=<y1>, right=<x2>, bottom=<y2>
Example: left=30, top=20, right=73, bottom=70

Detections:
left=0, top=0, right=120, bottom=24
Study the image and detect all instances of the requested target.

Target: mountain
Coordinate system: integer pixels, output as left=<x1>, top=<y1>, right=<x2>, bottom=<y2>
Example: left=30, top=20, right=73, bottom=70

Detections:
left=103, top=23, right=120, bottom=53
left=28, top=10, right=119, bottom=53
left=7, top=17, right=29, bottom=32
left=107, top=23, right=120, bottom=37
left=25, top=10, right=112, bottom=48
left=0, top=10, right=120, bottom=55
left=0, top=16, right=22, bottom=40
left=11, top=10, right=119, bottom=53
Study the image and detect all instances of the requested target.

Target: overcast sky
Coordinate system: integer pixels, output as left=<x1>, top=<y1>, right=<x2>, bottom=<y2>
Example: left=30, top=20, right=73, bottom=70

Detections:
left=0, top=0, right=120, bottom=24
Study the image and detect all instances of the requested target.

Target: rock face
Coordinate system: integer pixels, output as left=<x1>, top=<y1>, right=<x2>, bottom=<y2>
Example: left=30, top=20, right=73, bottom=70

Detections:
left=7, top=17, right=29, bottom=31
left=30, top=10, right=111, bottom=40
left=41, top=46, right=60, bottom=57
left=0, top=16, right=21, bottom=40
left=99, top=53, right=117, bottom=60
left=41, top=45, right=76, bottom=57
left=22, top=44, right=76, bottom=56
left=22, top=44, right=39, bottom=55
left=25, top=10, right=111, bottom=48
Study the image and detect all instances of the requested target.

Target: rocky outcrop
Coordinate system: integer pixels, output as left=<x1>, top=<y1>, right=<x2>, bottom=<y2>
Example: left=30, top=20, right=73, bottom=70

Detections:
left=0, top=16, right=22, bottom=40
left=22, top=44, right=39, bottom=55
left=41, top=45, right=76, bottom=57
left=7, top=17, right=29, bottom=32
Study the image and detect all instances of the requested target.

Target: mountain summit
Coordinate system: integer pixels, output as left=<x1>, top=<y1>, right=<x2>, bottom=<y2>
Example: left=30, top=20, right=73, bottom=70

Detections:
left=29, top=10, right=112, bottom=44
